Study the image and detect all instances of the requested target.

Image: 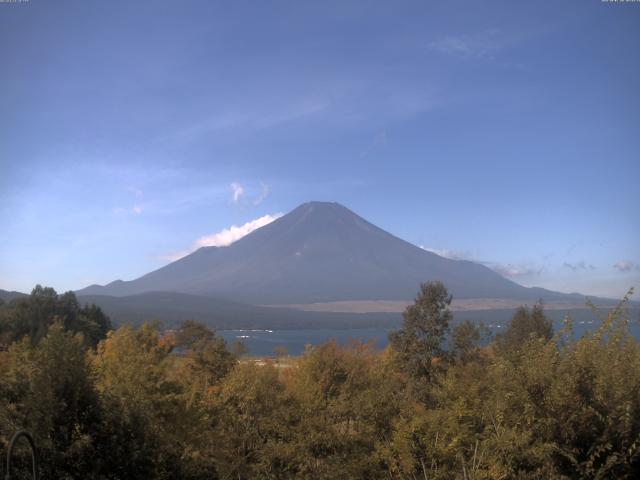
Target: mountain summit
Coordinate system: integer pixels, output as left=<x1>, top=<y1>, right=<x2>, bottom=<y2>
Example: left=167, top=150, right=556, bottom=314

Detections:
left=77, top=201, right=576, bottom=304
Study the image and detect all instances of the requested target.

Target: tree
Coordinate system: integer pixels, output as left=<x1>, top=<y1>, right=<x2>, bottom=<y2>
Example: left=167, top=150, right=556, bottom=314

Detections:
left=285, top=341, right=396, bottom=479
left=388, top=281, right=452, bottom=389
left=214, top=362, right=291, bottom=479
left=451, top=320, right=485, bottom=364
left=0, top=323, right=104, bottom=479
left=0, top=285, right=112, bottom=348
left=496, top=302, right=553, bottom=353
left=74, top=303, right=112, bottom=348
left=91, top=322, right=188, bottom=478
left=174, top=320, right=237, bottom=404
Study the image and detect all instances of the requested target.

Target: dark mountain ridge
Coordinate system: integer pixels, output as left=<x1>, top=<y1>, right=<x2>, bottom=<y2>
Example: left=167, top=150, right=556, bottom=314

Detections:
left=76, top=201, right=590, bottom=305
left=0, top=289, right=28, bottom=302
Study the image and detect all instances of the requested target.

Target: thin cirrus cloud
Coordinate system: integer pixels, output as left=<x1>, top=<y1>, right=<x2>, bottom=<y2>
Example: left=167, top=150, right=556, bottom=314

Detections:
left=166, top=97, right=327, bottom=143
left=563, top=261, right=596, bottom=271
left=112, top=186, right=145, bottom=215
left=361, top=131, right=389, bottom=158
left=164, top=78, right=436, bottom=147
left=420, top=246, right=466, bottom=260
left=420, top=246, right=543, bottom=278
left=113, top=205, right=143, bottom=215
left=428, top=29, right=503, bottom=60
left=164, top=213, right=283, bottom=262
left=230, top=182, right=245, bottom=204
left=230, top=182, right=271, bottom=206
left=253, top=183, right=270, bottom=205
left=613, top=260, right=639, bottom=272
left=488, top=263, right=543, bottom=278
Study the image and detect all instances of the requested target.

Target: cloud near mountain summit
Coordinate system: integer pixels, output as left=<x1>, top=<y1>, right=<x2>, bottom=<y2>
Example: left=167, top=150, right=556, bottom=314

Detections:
left=165, top=213, right=282, bottom=262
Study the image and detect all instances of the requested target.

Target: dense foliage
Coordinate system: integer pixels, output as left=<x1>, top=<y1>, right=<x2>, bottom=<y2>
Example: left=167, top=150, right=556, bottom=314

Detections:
left=1, top=283, right=639, bottom=479
left=0, top=285, right=111, bottom=348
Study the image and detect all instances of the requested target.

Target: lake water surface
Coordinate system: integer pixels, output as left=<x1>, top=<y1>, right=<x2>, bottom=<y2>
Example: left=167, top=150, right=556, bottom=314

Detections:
left=220, top=308, right=640, bottom=356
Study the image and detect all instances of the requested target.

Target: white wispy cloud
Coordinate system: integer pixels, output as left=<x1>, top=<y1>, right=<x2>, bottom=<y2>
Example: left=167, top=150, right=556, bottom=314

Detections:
left=230, top=182, right=245, bottom=204
left=164, top=213, right=283, bottom=262
left=252, top=99, right=327, bottom=130
left=420, top=246, right=466, bottom=260
left=489, top=263, right=543, bottom=278
left=111, top=184, right=147, bottom=216
left=613, top=260, right=639, bottom=272
left=160, top=74, right=438, bottom=147
left=420, top=245, right=544, bottom=278
left=230, top=181, right=272, bottom=206
left=113, top=205, right=143, bottom=216
left=193, top=214, right=280, bottom=248
left=253, top=183, right=270, bottom=205
left=428, top=29, right=503, bottom=60
left=166, top=98, right=327, bottom=142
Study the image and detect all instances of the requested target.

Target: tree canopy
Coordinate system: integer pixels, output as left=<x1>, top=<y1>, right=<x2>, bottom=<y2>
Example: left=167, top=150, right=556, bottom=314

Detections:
left=388, top=281, right=452, bottom=384
left=0, top=285, right=111, bottom=348
left=1, top=284, right=639, bottom=479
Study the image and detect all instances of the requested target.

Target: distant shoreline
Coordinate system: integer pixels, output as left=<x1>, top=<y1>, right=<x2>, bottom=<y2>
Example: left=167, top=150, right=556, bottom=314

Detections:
left=262, top=298, right=610, bottom=314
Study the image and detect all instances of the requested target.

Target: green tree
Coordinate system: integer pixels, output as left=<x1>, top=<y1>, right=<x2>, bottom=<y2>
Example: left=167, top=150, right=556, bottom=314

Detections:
left=496, top=302, right=553, bottom=353
left=0, top=323, right=104, bottom=479
left=284, top=341, right=398, bottom=479
left=451, top=320, right=485, bottom=364
left=388, top=281, right=452, bottom=392
left=0, top=285, right=111, bottom=348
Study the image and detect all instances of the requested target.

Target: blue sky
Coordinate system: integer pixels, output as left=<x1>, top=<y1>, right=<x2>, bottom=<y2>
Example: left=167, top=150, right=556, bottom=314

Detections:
left=1, top=0, right=638, bottom=298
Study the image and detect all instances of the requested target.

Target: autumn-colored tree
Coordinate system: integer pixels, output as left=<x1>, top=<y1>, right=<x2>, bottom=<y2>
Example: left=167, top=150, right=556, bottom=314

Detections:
left=91, top=322, right=191, bottom=478
left=175, top=320, right=236, bottom=403
left=1, top=283, right=638, bottom=479
left=283, top=341, right=398, bottom=479
left=212, top=362, right=295, bottom=479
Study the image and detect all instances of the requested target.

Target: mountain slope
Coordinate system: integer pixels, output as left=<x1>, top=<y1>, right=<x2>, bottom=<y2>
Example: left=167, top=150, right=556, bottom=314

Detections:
left=77, top=201, right=584, bottom=304
left=0, top=289, right=28, bottom=302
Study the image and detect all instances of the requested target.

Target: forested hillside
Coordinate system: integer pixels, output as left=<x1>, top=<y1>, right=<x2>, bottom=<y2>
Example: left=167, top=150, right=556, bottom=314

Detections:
left=1, top=284, right=639, bottom=479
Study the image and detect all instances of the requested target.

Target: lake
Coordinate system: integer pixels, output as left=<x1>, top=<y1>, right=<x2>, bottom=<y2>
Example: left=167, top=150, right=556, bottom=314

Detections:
left=220, top=307, right=640, bottom=356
